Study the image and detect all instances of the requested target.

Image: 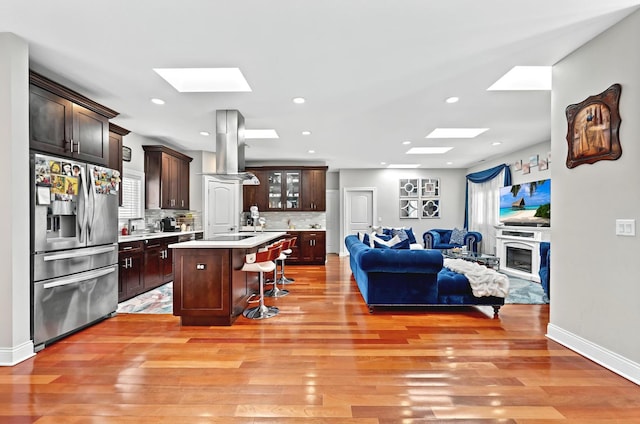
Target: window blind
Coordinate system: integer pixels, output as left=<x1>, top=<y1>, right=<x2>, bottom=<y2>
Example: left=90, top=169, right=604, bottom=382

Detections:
left=119, top=171, right=144, bottom=219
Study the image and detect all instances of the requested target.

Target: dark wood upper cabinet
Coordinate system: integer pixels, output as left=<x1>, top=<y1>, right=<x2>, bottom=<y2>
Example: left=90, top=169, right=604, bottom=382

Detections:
left=28, top=71, right=118, bottom=166
left=109, top=123, right=130, bottom=206
left=301, top=168, right=327, bottom=211
left=243, top=166, right=327, bottom=212
left=143, top=145, right=193, bottom=210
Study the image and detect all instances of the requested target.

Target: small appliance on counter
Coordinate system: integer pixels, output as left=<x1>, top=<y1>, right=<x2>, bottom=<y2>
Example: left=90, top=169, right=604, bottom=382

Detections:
left=161, top=217, right=177, bottom=232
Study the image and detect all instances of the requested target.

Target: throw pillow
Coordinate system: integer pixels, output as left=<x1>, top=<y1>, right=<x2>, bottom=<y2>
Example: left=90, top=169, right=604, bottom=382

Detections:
left=404, top=227, right=417, bottom=244
left=391, top=228, right=408, bottom=241
left=371, top=233, right=394, bottom=248
left=372, top=225, right=385, bottom=235
left=449, top=227, right=467, bottom=245
left=382, top=226, right=417, bottom=244
left=390, top=238, right=410, bottom=249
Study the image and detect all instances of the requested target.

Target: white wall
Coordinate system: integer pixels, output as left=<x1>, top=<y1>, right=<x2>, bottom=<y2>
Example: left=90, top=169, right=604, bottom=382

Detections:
left=338, top=168, right=467, bottom=251
left=548, top=9, right=640, bottom=383
left=0, top=33, right=34, bottom=365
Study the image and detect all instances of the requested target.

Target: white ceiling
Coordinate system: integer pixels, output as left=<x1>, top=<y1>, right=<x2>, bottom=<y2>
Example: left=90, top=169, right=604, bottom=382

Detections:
left=2, top=1, right=640, bottom=171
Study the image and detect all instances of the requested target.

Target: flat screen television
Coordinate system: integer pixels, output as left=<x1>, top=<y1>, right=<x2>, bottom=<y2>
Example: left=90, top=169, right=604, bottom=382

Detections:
left=499, top=179, right=550, bottom=227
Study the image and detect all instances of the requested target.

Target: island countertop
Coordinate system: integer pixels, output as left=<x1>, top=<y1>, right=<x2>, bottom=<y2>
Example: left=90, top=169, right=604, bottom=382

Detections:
left=168, top=232, right=286, bottom=249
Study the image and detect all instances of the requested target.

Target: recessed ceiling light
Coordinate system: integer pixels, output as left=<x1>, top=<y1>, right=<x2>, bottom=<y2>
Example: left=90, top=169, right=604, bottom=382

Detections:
left=153, top=67, right=251, bottom=92
left=308, top=150, right=315, bottom=154
left=406, top=147, right=454, bottom=154
left=491, top=141, right=502, bottom=146
left=487, top=66, right=552, bottom=91
left=150, top=98, right=165, bottom=105
left=292, top=97, right=306, bottom=104
left=244, top=129, right=279, bottom=139
left=445, top=96, right=459, bottom=104
left=302, top=131, right=312, bottom=135
left=402, top=140, right=411, bottom=145
left=426, top=128, right=489, bottom=138
left=199, top=131, right=210, bottom=136
left=446, top=161, right=454, bottom=165
left=387, top=164, right=421, bottom=168
left=380, top=161, right=387, bottom=165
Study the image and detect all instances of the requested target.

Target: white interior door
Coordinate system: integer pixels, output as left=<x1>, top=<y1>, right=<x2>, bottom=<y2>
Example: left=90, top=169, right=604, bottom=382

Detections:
left=343, top=187, right=376, bottom=254
left=204, top=177, right=239, bottom=237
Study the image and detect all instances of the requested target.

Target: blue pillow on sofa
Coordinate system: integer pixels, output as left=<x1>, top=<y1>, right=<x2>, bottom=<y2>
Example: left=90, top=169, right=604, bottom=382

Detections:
left=383, top=227, right=417, bottom=244
left=449, top=227, right=467, bottom=245
left=373, top=235, right=410, bottom=249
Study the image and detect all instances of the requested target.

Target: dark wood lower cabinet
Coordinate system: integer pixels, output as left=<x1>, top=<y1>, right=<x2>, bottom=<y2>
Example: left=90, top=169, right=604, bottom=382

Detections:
left=118, top=241, right=144, bottom=303
left=173, top=248, right=251, bottom=326
left=119, top=235, right=181, bottom=302
left=284, top=231, right=326, bottom=265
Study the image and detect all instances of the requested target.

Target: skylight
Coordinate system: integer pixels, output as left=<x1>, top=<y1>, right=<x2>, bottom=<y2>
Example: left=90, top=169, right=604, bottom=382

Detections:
left=406, top=147, right=453, bottom=154
left=153, top=68, right=252, bottom=92
left=487, top=66, right=552, bottom=91
left=426, top=128, right=489, bottom=138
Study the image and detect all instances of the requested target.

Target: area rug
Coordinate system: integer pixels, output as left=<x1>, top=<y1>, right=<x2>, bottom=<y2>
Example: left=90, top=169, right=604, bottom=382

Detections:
left=117, top=283, right=173, bottom=314
left=505, top=276, right=548, bottom=304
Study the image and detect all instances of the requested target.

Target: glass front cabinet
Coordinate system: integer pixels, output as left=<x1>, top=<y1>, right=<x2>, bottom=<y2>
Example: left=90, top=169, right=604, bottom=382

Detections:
left=267, top=170, right=301, bottom=210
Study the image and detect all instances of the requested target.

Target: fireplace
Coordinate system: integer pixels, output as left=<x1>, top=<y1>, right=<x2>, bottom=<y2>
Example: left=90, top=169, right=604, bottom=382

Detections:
left=506, top=246, right=532, bottom=273
left=495, top=226, right=550, bottom=281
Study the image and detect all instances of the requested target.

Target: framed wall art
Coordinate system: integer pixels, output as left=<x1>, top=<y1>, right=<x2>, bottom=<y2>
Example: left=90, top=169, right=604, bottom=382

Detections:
left=398, top=178, right=441, bottom=219
left=565, top=83, right=622, bottom=169
left=399, top=179, right=419, bottom=197
left=421, top=199, right=440, bottom=218
left=400, top=199, right=419, bottom=219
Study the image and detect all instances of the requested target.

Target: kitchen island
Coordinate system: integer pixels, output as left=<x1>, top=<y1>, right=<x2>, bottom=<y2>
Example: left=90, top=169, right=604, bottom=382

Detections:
left=168, top=232, right=286, bottom=326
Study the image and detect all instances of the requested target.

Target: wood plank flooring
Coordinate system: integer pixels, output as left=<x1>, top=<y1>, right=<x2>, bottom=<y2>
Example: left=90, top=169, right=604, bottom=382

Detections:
left=2, top=254, right=639, bottom=423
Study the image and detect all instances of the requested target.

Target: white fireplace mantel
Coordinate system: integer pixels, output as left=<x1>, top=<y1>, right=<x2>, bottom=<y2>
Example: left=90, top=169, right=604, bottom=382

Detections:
left=495, top=225, right=551, bottom=282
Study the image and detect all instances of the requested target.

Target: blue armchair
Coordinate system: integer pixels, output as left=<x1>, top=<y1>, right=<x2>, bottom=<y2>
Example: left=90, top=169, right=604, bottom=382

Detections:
left=539, top=242, right=550, bottom=301
left=423, top=228, right=482, bottom=254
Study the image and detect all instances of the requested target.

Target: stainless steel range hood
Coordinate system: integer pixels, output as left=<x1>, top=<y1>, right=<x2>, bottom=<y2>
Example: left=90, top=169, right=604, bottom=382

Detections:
left=215, top=110, right=259, bottom=185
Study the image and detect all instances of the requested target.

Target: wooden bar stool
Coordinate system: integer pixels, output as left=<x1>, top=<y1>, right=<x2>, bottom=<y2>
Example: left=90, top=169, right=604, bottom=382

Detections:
left=265, top=237, right=295, bottom=298
left=242, top=244, right=282, bottom=320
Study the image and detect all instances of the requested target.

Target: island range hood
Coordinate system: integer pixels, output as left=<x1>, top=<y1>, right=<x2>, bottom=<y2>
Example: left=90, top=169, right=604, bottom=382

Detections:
left=214, top=109, right=259, bottom=185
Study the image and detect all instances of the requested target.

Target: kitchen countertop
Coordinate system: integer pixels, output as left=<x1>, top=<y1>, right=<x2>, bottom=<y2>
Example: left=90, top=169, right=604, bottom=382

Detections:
left=169, top=232, right=286, bottom=249
left=240, top=226, right=325, bottom=232
left=118, top=230, right=203, bottom=243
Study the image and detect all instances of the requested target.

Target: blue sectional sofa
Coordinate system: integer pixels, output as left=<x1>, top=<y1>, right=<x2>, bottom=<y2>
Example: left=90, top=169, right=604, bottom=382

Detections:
left=423, top=228, right=482, bottom=253
left=345, top=235, right=504, bottom=317
left=539, top=242, right=550, bottom=301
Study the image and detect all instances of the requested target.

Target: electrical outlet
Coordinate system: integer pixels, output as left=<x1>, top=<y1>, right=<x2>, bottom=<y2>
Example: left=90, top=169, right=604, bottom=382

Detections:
left=615, top=219, right=635, bottom=236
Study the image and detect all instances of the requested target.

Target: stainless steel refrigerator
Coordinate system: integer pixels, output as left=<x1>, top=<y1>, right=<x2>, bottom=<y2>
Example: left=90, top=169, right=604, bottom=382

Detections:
left=30, top=152, right=120, bottom=351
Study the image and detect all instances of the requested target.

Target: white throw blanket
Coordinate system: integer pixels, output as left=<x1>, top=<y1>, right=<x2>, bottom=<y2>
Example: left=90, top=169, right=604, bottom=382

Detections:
left=443, top=258, right=509, bottom=298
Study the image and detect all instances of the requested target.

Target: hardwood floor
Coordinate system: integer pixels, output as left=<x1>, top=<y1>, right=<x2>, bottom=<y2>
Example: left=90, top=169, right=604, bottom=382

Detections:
left=2, top=254, right=639, bottom=423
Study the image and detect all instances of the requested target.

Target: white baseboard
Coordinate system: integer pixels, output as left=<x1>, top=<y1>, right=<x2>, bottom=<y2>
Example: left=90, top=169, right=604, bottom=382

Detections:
left=547, top=323, right=640, bottom=385
left=0, top=340, right=35, bottom=366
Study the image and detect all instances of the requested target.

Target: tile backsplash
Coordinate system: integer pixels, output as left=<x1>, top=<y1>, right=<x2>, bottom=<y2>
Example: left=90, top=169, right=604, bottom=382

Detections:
left=242, top=211, right=326, bottom=230
left=118, top=209, right=203, bottom=233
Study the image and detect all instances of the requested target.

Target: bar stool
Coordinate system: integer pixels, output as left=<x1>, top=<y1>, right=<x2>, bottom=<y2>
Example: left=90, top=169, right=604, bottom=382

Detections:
left=242, top=244, right=282, bottom=320
left=278, top=236, right=297, bottom=285
left=265, top=238, right=294, bottom=298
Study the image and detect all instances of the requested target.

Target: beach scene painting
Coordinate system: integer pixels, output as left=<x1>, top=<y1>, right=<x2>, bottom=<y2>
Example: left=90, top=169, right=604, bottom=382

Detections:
left=499, top=179, right=550, bottom=226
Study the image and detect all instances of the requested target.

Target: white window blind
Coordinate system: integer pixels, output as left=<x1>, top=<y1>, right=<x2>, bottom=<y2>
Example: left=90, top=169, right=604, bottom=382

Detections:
left=119, top=170, right=145, bottom=219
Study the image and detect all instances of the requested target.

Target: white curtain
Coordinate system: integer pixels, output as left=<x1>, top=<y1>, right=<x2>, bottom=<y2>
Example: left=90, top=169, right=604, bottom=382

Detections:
left=468, top=170, right=503, bottom=255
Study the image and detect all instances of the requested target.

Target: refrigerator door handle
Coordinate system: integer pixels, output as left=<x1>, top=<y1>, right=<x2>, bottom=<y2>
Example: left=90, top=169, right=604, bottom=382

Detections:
left=87, top=168, right=98, bottom=242
left=43, top=245, right=117, bottom=262
left=78, top=167, right=90, bottom=243
left=42, top=266, right=117, bottom=290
